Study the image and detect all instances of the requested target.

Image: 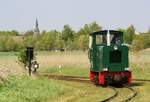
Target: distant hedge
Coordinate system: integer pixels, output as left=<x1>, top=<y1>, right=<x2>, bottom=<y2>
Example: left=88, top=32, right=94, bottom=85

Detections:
left=0, top=23, right=150, bottom=51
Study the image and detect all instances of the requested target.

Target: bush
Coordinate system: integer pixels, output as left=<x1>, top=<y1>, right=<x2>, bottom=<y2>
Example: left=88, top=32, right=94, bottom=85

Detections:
left=132, top=34, right=150, bottom=51
left=17, top=49, right=28, bottom=68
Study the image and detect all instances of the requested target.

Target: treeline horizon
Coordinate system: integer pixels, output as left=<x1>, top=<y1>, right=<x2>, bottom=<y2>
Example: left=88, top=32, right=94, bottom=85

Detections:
left=0, top=21, right=150, bottom=52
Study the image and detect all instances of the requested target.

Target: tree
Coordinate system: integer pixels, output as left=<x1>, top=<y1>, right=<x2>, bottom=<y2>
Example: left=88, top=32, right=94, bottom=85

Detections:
left=124, top=25, right=135, bottom=44
left=77, top=35, right=89, bottom=51
left=89, top=21, right=102, bottom=33
left=35, top=31, right=58, bottom=50
left=62, top=25, right=74, bottom=42
left=78, top=22, right=102, bottom=35
left=17, top=49, right=28, bottom=68
left=0, top=36, right=7, bottom=51
left=0, top=30, right=19, bottom=36
left=11, top=30, right=19, bottom=36
left=132, top=31, right=150, bottom=51
left=23, top=35, right=34, bottom=47
left=5, top=37, right=17, bottom=51
left=55, top=32, right=64, bottom=49
left=147, top=28, right=150, bottom=34
left=132, top=35, right=146, bottom=51
left=75, top=22, right=102, bottom=50
left=24, top=30, right=34, bottom=36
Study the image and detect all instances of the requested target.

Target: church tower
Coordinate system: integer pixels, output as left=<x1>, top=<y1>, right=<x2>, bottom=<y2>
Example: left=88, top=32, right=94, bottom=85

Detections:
left=34, top=18, right=40, bottom=37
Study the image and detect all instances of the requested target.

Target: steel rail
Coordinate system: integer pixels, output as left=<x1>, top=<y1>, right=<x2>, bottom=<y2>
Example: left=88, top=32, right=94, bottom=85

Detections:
left=100, top=86, right=118, bottom=102
left=121, top=87, right=137, bottom=102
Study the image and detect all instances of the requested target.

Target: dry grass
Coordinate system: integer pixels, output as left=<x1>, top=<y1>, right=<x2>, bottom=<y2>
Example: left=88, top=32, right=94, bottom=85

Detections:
left=128, top=50, right=150, bottom=102
left=130, top=51, right=150, bottom=68
left=36, top=51, right=89, bottom=69
left=130, top=50, right=150, bottom=80
left=0, top=53, right=25, bottom=78
left=0, top=50, right=149, bottom=78
left=0, top=50, right=149, bottom=102
left=0, top=51, right=89, bottom=78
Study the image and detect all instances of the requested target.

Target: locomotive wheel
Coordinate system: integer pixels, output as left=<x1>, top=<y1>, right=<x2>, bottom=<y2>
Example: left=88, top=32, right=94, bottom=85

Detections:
left=122, top=76, right=131, bottom=86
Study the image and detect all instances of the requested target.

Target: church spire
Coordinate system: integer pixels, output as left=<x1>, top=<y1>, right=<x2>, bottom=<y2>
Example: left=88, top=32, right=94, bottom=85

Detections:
left=34, top=18, right=40, bottom=36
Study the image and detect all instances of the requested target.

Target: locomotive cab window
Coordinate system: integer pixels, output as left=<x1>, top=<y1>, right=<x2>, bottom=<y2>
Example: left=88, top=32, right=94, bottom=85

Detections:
left=109, top=50, right=122, bottom=63
left=96, top=35, right=106, bottom=45
left=110, top=34, right=122, bottom=45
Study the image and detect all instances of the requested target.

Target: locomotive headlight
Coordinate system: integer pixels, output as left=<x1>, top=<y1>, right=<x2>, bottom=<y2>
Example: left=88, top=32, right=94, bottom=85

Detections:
left=114, top=45, right=118, bottom=50
left=34, top=63, right=39, bottom=69
left=103, top=68, right=108, bottom=71
left=125, top=68, right=129, bottom=71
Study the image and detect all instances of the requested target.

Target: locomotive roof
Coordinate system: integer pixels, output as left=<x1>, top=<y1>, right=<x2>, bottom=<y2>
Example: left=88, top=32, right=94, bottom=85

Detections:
left=89, top=30, right=123, bottom=36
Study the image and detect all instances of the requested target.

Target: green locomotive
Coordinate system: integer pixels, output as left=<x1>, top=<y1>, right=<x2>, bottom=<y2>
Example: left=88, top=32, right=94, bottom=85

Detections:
left=88, top=30, right=131, bottom=86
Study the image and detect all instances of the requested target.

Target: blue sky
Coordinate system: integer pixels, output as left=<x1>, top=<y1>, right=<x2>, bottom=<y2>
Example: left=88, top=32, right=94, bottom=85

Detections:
left=0, top=0, right=150, bottom=32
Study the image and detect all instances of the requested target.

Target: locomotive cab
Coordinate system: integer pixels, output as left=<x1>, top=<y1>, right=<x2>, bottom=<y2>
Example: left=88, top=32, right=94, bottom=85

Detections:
left=89, top=30, right=131, bottom=86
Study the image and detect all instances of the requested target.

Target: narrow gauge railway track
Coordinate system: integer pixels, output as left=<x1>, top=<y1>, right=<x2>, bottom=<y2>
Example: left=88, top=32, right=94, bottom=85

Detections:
left=100, top=87, right=137, bottom=102
left=133, top=79, right=150, bottom=82
left=100, top=86, right=118, bottom=102
left=36, top=72, right=88, bottom=79
left=35, top=72, right=91, bottom=84
left=35, top=73, right=140, bottom=102
left=35, top=72, right=150, bottom=83
left=35, top=73, right=119, bottom=102
left=121, top=87, right=137, bottom=102
left=102, top=78, right=148, bottom=102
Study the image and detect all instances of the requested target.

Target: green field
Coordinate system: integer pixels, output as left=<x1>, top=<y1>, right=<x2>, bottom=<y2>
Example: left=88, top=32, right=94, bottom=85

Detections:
left=0, top=51, right=150, bottom=102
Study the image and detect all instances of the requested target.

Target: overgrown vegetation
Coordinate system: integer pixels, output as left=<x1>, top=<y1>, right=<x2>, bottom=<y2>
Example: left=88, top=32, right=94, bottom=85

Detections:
left=17, top=48, right=37, bottom=69
left=1, top=22, right=150, bottom=52
left=0, top=51, right=150, bottom=102
left=0, top=76, right=69, bottom=102
left=17, top=49, right=28, bottom=68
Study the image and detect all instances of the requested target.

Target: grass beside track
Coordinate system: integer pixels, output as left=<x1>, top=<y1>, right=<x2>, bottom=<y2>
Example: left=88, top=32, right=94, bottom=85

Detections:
left=0, top=51, right=150, bottom=102
left=39, top=67, right=89, bottom=77
left=0, top=76, right=71, bottom=102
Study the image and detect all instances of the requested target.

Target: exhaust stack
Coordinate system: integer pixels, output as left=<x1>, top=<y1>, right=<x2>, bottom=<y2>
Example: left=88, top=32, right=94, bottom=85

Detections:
left=107, top=30, right=110, bottom=46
